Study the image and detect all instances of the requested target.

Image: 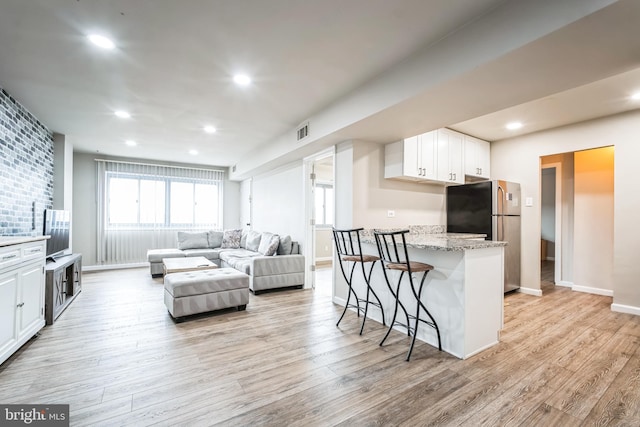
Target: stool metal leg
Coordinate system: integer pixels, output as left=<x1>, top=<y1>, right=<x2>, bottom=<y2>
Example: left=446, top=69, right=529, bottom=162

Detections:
left=406, top=270, right=441, bottom=361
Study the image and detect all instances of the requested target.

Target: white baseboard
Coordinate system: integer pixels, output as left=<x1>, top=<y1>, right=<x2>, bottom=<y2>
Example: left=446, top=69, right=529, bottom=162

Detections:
left=519, top=287, right=543, bottom=296
left=333, top=296, right=346, bottom=306
left=315, top=257, right=332, bottom=262
left=572, top=285, right=614, bottom=297
left=83, top=262, right=149, bottom=272
left=556, top=280, right=573, bottom=288
left=611, top=303, right=640, bottom=316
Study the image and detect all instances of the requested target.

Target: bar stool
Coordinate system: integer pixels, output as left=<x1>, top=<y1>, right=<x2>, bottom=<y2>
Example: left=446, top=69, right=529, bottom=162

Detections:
left=374, top=229, right=441, bottom=361
left=333, top=227, right=385, bottom=335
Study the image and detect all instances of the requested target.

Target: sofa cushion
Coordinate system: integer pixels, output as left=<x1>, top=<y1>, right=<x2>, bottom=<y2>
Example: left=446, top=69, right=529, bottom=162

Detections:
left=208, top=230, right=224, bottom=248
left=183, top=248, right=223, bottom=261
left=221, top=229, right=242, bottom=249
left=258, top=232, right=280, bottom=256
left=147, top=248, right=186, bottom=263
left=246, top=231, right=262, bottom=252
left=177, top=231, right=209, bottom=250
left=277, top=235, right=293, bottom=255
left=218, top=249, right=261, bottom=262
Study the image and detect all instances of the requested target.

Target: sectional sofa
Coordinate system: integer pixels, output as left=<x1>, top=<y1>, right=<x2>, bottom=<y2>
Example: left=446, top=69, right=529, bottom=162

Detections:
left=147, top=229, right=305, bottom=293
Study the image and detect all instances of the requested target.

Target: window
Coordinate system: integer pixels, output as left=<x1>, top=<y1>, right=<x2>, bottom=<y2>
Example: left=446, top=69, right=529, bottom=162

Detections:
left=106, top=171, right=221, bottom=229
left=315, top=184, right=334, bottom=227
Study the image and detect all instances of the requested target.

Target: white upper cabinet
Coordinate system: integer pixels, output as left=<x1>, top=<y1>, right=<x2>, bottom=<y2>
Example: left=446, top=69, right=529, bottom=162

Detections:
left=464, top=135, right=491, bottom=179
left=384, top=132, right=437, bottom=182
left=385, top=128, right=485, bottom=185
left=436, top=128, right=464, bottom=184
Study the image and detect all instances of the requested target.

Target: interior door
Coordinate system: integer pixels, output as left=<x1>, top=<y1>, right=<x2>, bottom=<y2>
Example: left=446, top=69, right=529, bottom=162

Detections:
left=240, top=178, right=252, bottom=230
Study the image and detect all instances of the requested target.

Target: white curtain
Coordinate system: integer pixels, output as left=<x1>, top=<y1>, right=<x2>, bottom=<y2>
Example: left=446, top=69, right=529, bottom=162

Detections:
left=96, top=160, right=224, bottom=266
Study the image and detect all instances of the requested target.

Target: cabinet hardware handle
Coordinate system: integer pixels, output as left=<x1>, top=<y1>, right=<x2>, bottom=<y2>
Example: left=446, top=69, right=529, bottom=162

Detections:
left=479, top=168, right=482, bottom=175
left=2, top=254, right=18, bottom=260
left=16, top=302, right=25, bottom=308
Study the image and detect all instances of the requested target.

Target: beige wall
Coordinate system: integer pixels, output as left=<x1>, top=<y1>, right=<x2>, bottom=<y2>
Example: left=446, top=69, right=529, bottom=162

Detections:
left=352, top=140, right=445, bottom=229
left=491, top=110, right=640, bottom=311
left=573, top=147, right=614, bottom=292
left=315, top=228, right=333, bottom=260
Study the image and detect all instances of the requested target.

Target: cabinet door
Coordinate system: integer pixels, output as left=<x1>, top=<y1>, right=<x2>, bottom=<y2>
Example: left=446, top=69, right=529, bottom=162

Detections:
left=464, top=135, right=479, bottom=176
left=477, top=138, right=491, bottom=178
left=464, top=135, right=491, bottom=179
left=437, top=129, right=464, bottom=183
left=0, top=271, right=18, bottom=358
left=448, top=131, right=464, bottom=184
left=17, top=264, right=44, bottom=341
left=52, top=268, right=67, bottom=318
left=418, top=131, right=438, bottom=180
left=402, top=135, right=420, bottom=178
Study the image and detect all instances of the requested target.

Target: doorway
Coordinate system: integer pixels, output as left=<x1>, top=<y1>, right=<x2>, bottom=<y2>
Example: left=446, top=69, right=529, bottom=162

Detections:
left=539, top=146, right=614, bottom=296
left=303, top=148, right=335, bottom=296
left=540, top=163, right=561, bottom=291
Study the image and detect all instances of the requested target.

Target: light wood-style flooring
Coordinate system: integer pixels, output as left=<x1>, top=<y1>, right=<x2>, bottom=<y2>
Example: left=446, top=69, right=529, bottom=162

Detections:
left=1, top=267, right=639, bottom=426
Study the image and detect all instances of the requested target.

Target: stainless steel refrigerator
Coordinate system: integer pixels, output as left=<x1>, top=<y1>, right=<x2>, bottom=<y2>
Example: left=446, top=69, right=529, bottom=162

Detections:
left=446, top=180, right=521, bottom=293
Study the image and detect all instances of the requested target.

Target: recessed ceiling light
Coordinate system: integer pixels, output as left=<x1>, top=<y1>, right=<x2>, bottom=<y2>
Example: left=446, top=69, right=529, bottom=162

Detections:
left=631, top=92, right=640, bottom=101
left=125, top=140, right=137, bottom=147
left=233, top=74, right=251, bottom=86
left=506, top=122, right=523, bottom=130
left=189, top=149, right=198, bottom=155
left=204, top=125, right=217, bottom=134
left=114, top=110, right=131, bottom=119
left=88, top=34, right=115, bottom=50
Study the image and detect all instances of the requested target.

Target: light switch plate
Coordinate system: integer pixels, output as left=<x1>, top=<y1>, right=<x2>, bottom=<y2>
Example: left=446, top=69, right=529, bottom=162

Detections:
left=525, top=197, right=533, bottom=207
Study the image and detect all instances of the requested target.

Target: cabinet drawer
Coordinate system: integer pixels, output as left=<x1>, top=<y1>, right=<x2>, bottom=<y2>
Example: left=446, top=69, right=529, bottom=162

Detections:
left=0, top=249, right=21, bottom=271
left=22, top=243, right=45, bottom=262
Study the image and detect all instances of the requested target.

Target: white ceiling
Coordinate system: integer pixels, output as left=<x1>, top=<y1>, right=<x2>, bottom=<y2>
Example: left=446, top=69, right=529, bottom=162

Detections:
left=1, top=0, right=640, bottom=172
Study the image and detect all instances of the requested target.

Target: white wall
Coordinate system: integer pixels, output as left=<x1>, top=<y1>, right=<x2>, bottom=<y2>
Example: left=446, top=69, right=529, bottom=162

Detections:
left=250, top=162, right=305, bottom=244
left=491, top=110, right=640, bottom=311
left=72, top=153, right=239, bottom=267
left=573, top=147, right=614, bottom=293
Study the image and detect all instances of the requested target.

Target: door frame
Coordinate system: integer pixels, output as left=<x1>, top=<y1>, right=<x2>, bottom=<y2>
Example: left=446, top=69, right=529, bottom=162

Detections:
left=541, top=162, right=563, bottom=285
left=303, top=147, right=336, bottom=292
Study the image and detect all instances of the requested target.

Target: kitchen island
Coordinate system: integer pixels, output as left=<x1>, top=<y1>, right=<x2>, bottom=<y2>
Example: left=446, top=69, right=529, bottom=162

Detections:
left=344, top=229, right=506, bottom=359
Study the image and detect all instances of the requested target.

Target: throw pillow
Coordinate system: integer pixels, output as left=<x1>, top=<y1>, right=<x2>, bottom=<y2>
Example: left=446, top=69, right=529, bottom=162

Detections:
left=277, top=235, right=293, bottom=255
left=207, top=230, right=224, bottom=248
left=246, top=230, right=262, bottom=252
left=258, top=232, right=280, bottom=256
left=240, top=230, right=248, bottom=248
left=177, top=231, right=209, bottom=250
left=220, top=229, right=242, bottom=249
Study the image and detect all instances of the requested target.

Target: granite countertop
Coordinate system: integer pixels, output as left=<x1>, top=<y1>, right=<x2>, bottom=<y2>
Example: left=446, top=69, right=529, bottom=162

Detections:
left=0, top=235, right=49, bottom=247
left=360, top=230, right=507, bottom=252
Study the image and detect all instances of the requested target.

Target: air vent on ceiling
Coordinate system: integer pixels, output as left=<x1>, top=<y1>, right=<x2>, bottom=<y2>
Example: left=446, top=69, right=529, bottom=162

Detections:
left=297, top=122, right=309, bottom=142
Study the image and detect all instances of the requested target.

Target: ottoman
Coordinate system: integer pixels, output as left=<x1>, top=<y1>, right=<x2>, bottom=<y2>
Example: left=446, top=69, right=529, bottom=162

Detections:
left=164, top=268, right=250, bottom=321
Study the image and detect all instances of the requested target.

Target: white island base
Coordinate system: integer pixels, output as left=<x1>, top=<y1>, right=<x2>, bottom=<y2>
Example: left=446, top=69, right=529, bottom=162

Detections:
left=339, top=244, right=504, bottom=359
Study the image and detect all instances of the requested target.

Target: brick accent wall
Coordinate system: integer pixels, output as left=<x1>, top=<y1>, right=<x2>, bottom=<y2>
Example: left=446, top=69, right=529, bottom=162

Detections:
left=0, top=87, right=54, bottom=235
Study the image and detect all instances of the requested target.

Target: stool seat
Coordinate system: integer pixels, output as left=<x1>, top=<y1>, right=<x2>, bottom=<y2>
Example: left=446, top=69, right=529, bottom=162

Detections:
left=342, top=254, right=380, bottom=263
left=386, top=261, right=434, bottom=272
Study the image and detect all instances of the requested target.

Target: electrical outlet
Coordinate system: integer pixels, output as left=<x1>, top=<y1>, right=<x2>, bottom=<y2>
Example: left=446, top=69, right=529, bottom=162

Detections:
left=387, top=210, right=395, bottom=218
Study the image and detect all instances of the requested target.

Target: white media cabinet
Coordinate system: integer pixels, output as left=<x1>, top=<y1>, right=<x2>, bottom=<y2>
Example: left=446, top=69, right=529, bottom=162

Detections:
left=0, top=236, right=47, bottom=366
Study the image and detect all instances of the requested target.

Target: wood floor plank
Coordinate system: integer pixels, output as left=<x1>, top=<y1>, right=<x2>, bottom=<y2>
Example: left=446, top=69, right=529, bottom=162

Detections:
left=581, top=345, right=640, bottom=426
left=1, top=267, right=639, bottom=426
